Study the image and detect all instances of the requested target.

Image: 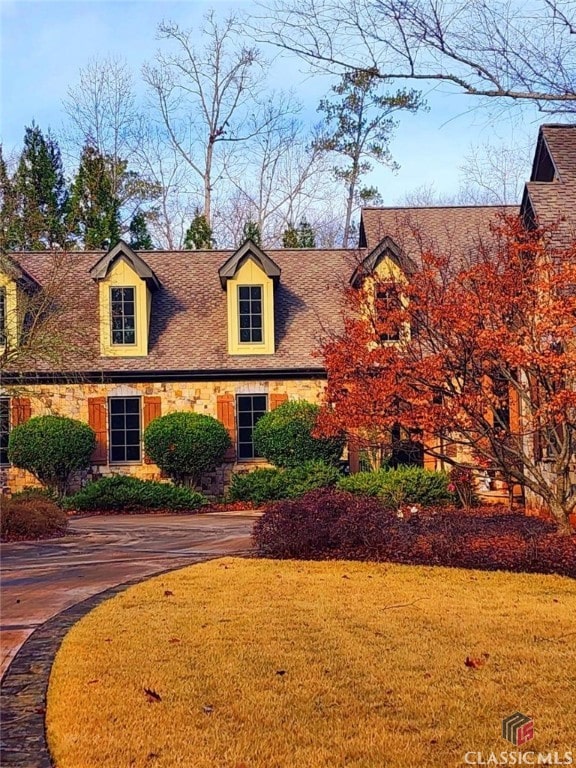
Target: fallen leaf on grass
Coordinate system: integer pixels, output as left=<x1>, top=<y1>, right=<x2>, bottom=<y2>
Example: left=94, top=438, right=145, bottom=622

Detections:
left=87, top=679, right=99, bottom=685
left=465, top=653, right=490, bottom=669
left=144, top=688, right=162, bottom=702
left=164, top=590, right=174, bottom=597
left=203, top=705, right=214, bottom=715
left=276, top=670, right=287, bottom=676
left=168, top=638, right=180, bottom=644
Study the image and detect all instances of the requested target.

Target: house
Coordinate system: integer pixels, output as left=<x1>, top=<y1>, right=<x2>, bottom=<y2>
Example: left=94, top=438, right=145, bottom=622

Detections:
left=1, top=123, right=574, bottom=498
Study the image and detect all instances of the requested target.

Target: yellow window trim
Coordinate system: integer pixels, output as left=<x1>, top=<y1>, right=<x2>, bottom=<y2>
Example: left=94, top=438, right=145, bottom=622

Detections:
left=98, top=256, right=150, bottom=357
left=227, top=258, right=274, bottom=356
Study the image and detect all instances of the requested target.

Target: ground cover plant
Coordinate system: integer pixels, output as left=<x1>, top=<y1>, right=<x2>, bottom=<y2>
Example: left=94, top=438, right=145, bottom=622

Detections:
left=1, top=490, right=68, bottom=541
left=253, top=400, right=344, bottom=468
left=254, top=489, right=576, bottom=577
left=47, top=558, right=576, bottom=768
left=227, top=460, right=341, bottom=504
left=338, top=466, right=452, bottom=506
left=63, top=475, right=205, bottom=513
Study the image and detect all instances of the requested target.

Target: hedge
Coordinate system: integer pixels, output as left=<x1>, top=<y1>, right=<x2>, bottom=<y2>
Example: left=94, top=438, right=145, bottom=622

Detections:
left=63, top=475, right=206, bottom=513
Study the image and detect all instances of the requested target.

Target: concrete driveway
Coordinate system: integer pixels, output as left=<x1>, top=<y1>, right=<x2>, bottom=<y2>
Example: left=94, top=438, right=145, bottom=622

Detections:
left=0, top=511, right=256, bottom=678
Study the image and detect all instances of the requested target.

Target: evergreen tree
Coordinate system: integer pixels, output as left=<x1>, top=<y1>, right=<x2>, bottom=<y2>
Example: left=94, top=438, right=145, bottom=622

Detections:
left=242, top=220, right=261, bottom=245
left=282, top=223, right=299, bottom=248
left=184, top=209, right=214, bottom=250
left=282, top=220, right=316, bottom=248
left=128, top=212, right=153, bottom=250
left=68, top=144, right=121, bottom=249
left=0, top=146, right=18, bottom=252
left=315, top=71, right=422, bottom=246
left=297, top=219, right=316, bottom=248
left=11, top=124, right=68, bottom=250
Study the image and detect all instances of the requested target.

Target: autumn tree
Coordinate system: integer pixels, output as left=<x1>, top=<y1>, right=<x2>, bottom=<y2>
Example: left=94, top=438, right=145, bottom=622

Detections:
left=259, top=0, right=576, bottom=114
left=319, top=217, right=576, bottom=533
left=315, top=71, right=422, bottom=246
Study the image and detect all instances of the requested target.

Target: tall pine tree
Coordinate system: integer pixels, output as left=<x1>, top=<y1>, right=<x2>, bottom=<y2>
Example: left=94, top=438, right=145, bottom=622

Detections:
left=12, top=124, right=68, bottom=250
left=128, top=212, right=153, bottom=250
left=242, top=220, right=261, bottom=245
left=68, top=144, right=121, bottom=249
left=0, top=146, right=18, bottom=252
left=184, top=210, right=214, bottom=250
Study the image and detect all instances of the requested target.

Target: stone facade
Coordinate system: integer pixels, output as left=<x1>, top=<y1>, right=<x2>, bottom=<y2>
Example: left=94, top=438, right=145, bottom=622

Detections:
left=1, top=377, right=327, bottom=497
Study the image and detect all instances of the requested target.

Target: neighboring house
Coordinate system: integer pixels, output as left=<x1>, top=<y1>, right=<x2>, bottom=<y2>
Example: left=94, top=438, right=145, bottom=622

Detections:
left=0, top=123, right=574, bottom=497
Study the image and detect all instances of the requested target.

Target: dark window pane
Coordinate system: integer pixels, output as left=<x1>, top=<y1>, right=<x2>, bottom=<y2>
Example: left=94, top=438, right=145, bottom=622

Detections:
left=126, top=445, right=140, bottom=461
left=239, top=287, right=250, bottom=300
left=124, top=331, right=135, bottom=344
left=240, top=329, right=251, bottom=342
left=126, top=399, right=139, bottom=413
left=110, top=399, right=123, bottom=414
left=110, top=446, right=124, bottom=462
left=111, top=288, right=122, bottom=301
left=238, top=412, right=252, bottom=427
left=110, top=414, right=124, bottom=429
left=240, top=315, right=250, bottom=328
left=125, top=414, right=139, bottom=429
left=252, top=396, right=267, bottom=411
left=238, top=443, right=253, bottom=459
left=251, top=287, right=261, bottom=299
left=252, top=329, right=262, bottom=342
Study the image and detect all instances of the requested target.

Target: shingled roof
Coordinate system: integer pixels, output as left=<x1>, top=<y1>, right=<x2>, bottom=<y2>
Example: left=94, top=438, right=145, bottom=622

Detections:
left=522, top=124, right=576, bottom=247
left=10, top=247, right=358, bottom=377
left=359, top=205, right=515, bottom=267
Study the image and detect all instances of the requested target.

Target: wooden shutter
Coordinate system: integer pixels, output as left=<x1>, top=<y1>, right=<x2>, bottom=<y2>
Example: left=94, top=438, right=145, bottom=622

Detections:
left=217, top=394, right=236, bottom=460
left=270, top=393, right=288, bottom=410
left=143, top=396, right=162, bottom=464
left=11, top=397, right=31, bottom=426
left=88, top=397, right=107, bottom=464
left=348, top=439, right=360, bottom=474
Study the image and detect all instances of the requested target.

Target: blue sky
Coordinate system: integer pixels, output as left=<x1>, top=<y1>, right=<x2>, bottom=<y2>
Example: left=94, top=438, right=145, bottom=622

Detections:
left=1, top=0, right=545, bottom=204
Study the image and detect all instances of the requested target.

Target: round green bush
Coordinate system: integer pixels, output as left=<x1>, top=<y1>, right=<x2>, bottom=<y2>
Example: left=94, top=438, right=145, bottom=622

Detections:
left=8, top=415, right=95, bottom=496
left=144, top=412, right=231, bottom=486
left=252, top=400, right=344, bottom=469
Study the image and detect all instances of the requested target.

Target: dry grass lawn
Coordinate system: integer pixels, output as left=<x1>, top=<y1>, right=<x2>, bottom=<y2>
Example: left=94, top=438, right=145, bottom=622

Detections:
left=47, top=558, right=576, bottom=768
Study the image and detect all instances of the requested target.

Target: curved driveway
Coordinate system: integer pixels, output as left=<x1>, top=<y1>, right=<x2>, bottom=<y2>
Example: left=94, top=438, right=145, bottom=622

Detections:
left=0, top=511, right=256, bottom=678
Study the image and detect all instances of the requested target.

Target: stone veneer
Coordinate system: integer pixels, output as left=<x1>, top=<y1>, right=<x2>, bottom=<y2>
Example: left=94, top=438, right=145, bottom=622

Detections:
left=1, top=378, right=327, bottom=497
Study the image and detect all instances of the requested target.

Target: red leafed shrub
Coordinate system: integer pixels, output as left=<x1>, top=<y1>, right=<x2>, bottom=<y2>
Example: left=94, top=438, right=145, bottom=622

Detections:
left=252, top=490, right=576, bottom=577
left=1, top=491, right=68, bottom=541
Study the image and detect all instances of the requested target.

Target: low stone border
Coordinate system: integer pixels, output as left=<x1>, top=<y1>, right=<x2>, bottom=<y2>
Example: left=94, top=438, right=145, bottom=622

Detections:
left=0, top=554, right=247, bottom=767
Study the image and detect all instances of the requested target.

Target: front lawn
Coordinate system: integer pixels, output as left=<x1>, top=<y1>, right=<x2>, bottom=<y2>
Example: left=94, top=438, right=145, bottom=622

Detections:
left=47, top=558, right=575, bottom=768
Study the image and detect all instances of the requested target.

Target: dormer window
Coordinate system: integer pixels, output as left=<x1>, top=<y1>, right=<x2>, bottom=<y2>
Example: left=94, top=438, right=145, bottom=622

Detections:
left=238, top=285, right=263, bottom=344
left=90, top=241, right=160, bottom=358
left=111, top=287, right=136, bottom=345
left=376, top=287, right=401, bottom=342
left=219, top=240, right=280, bottom=356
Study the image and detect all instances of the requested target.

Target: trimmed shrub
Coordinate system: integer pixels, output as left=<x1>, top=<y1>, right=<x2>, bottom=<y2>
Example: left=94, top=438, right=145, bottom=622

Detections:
left=8, top=416, right=95, bottom=496
left=144, top=412, right=231, bottom=486
left=63, top=475, right=205, bottom=513
left=338, top=466, right=452, bottom=507
left=253, top=488, right=391, bottom=558
left=253, top=400, right=344, bottom=468
left=1, top=491, right=68, bottom=541
left=228, top=461, right=341, bottom=504
left=253, top=490, right=575, bottom=577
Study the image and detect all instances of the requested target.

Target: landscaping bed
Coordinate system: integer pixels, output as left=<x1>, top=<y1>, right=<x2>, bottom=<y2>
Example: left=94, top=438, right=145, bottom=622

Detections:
left=46, top=558, right=576, bottom=768
left=254, top=489, right=576, bottom=577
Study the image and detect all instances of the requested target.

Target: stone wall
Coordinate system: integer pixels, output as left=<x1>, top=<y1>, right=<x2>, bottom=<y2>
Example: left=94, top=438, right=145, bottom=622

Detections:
left=1, top=378, right=327, bottom=497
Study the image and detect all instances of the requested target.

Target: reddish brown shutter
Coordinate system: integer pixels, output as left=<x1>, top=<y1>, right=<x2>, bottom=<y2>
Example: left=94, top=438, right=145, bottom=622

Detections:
left=143, top=396, right=162, bottom=464
left=270, top=393, right=288, bottom=410
left=348, top=439, right=360, bottom=474
left=11, top=397, right=31, bottom=426
left=217, top=394, right=236, bottom=460
left=88, top=397, right=107, bottom=464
